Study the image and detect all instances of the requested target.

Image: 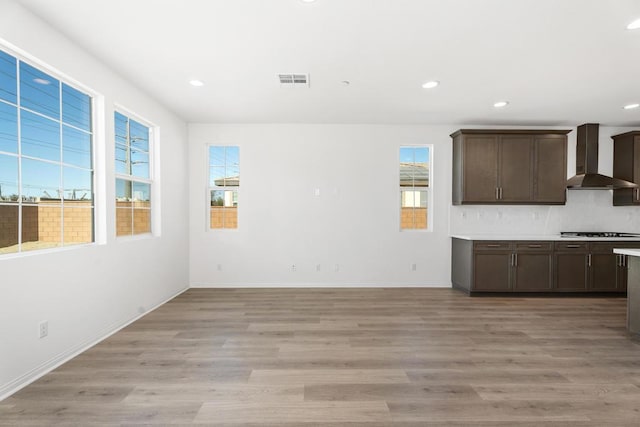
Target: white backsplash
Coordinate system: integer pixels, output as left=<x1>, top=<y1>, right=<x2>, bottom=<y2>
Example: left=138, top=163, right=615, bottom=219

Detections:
left=450, top=190, right=640, bottom=236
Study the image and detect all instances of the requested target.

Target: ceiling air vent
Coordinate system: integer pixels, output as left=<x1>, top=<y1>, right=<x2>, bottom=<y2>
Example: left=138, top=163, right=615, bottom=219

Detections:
left=278, top=73, right=310, bottom=87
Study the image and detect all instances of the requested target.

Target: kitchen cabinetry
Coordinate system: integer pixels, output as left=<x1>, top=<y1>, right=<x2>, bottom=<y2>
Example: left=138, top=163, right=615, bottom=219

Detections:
left=590, top=243, right=630, bottom=291
left=451, top=130, right=569, bottom=205
left=512, top=242, right=554, bottom=291
left=454, top=240, right=553, bottom=293
left=451, top=238, right=640, bottom=294
left=473, top=242, right=512, bottom=291
left=554, top=242, right=589, bottom=291
left=613, top=131, right=640, bottom=206
left=554, top=242, right=633, bottom=292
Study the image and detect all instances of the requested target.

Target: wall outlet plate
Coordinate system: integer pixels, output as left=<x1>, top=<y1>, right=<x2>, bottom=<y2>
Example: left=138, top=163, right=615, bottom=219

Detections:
left=39, top=321, right=48, bottom=339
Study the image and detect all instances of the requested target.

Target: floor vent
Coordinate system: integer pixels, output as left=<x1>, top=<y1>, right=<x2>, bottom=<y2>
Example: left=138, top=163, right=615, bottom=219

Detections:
left=278, top=73, right=310, bottom=87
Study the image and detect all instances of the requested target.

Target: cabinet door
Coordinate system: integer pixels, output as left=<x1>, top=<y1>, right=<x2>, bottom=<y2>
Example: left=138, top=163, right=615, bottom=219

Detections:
left=613, top=134, right=640, bottom=206
left=617, top=255, right=629, bottom=292
left=555, top=253, right=588, bottom=291
left=535, top=136, right=567, bottom=203
left=463, top=135, right=499, bottom=202
left=499, top=136, right=533, bottom=202
left=589, top=253, right=619, bottom=291
left=473, top=252, right=511, bottom=291
left=513, top=252, right=553, bottom=291
left=634, top=137, right=640, bottom=203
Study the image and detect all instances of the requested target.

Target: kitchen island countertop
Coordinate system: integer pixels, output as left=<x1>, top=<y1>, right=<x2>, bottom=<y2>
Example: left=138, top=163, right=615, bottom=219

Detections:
left=614, top=248, right=640, bottom=257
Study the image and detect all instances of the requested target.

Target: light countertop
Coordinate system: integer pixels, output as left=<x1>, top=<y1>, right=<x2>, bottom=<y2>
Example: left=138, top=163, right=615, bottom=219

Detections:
left=452, top=235, right=640, bottom=242
left=614, top=249, right=640, bottom=257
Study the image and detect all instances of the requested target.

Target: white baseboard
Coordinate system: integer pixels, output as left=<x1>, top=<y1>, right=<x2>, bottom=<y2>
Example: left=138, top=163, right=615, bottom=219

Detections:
left=190, top=282, right=451, bottom=288
left=0, top=286, right=188, bottom=402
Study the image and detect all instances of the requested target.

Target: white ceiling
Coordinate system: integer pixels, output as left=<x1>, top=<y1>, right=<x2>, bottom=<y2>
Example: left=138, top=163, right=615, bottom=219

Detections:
left=14, top=0, right=640, bottom=126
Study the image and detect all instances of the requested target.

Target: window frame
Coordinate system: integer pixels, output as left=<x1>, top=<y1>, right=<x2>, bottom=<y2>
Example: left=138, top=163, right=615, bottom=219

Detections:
left=0, top=43, right=100, bottom=258
left=399, top=144, right=433, bottom=232
left=206, top=144, right=240, bottom=231
left=113, top=106, right=157, bottom=239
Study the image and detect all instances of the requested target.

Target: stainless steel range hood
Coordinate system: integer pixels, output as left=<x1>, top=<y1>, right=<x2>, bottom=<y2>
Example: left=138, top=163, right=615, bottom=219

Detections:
left=566, top=123, right=638, bottom=190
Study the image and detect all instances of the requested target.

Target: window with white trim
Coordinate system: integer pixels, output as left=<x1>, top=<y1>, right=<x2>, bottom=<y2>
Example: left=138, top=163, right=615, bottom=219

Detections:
left=114, top=111, right=152, bottom=236
left=0, top=48, right=94, bottom=255
left=208, top=146, right=239, bottom=229
left=400, top=146, right=430, bottom=230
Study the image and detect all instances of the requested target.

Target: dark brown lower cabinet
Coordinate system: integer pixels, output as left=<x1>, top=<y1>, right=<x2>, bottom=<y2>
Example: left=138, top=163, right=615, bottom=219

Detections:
left=590, top=243, right=631, bottom=291
left=451, top=238, right=640, bottom=294
left=456, top=240, right=553, bottom=292
left=590, top=253, right=619, bottom=291
left=512, top=251, right=553, bottom=291
left=474, top=251, right=511, bottom=291
left=554, top=242, right=589, bottom=291
left=554, top=242, right=634, bottom=292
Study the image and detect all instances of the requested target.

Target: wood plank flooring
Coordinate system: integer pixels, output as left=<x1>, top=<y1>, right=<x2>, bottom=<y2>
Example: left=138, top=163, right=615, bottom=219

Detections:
left=2, top=288, right=640, bottom=426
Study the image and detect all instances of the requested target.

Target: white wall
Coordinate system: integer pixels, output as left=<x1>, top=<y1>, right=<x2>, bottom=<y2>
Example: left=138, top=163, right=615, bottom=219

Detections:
left=0, top=1, right=189, bottom=399
left=189, top=124, right=453, bottom=287
left=189, top=124, right=640, bottom=288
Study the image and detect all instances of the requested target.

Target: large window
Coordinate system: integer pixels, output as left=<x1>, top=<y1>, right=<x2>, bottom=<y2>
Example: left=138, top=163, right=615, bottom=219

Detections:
left=0, top=48, right=94, bottom=255
left=208, top=146, right=239, bottom=229
left=115, top=111, right=152, bottom=236
left=400, top=146, right=430, bottom=230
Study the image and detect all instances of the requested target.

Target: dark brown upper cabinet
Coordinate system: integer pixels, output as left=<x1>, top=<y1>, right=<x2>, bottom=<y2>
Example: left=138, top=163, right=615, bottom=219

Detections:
left=613, top=131, right=640, bottom=206
left=451, top=130, right=569, bottom=205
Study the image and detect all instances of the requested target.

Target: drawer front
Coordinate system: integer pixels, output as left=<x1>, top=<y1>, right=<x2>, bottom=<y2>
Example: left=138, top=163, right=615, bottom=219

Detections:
left=474, top=241, right=512, bottom=251
left=554, top=241, right=588, bottom=251
left=515, top=241, right=553, bottom=251
left=590, top=241, right=640, bottom=253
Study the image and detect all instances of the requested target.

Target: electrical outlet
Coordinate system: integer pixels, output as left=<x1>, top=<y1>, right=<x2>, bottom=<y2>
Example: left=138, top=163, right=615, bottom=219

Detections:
left=216, top=264, right=222, bottom=271
left=316, top=264, right=321, bottom=272
left=411, top=263, right=417, bottom=271
left=291, top=264, right=296, bottom=272
left=39, top=321, right=48, bottom=339
left=334, top=264, right=340, bottom=272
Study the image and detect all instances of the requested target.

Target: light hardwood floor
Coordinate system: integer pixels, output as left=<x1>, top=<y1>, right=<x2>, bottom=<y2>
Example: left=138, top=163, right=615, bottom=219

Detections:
left=2, top=288, right=640, bottom=426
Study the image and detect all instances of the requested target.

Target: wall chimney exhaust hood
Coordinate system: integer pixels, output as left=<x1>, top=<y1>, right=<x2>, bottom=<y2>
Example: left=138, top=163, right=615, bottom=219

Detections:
left=566, top=123, right=638, bottom=190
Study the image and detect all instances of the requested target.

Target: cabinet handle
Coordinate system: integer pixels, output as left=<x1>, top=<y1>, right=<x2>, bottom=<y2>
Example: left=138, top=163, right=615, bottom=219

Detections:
left=635, top=188, right=639, bottom=201
left=587, top=254, right=592, bottom=267
left=528, top=244, right=542, bottom=248
left=499, top=187, right=503, bottom=199
left=513, top=253, right=518, bottom=266
left=486, top=244, right=501, bottom=248
left=623, top=255, right=627, bottom=268
left=566, top=245, right=581, bottom=248
left=617, top=254, right=622, bottom=267
left=495, top=188, right=500, bottom=200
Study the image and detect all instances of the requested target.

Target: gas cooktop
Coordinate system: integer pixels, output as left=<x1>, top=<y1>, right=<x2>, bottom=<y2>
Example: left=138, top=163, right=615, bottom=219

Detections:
left=560, top=231, right=640, bottom=238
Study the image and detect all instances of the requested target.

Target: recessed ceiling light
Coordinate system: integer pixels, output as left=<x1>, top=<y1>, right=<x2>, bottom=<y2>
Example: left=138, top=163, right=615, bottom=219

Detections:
left=624, top=103, right=640, bottom=110
left=33, top=78, right=50, bottom=85
left=341, top=80, right=350, bottom=86
left=189, top=79, right=204, bottom=87
left=494, top=101, right=509, bottom=108
left=301, top=0, right=316, bottom=3
left=627, top=18, right=640, bottom=30
left=422, top=81, right=439, bottom=89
